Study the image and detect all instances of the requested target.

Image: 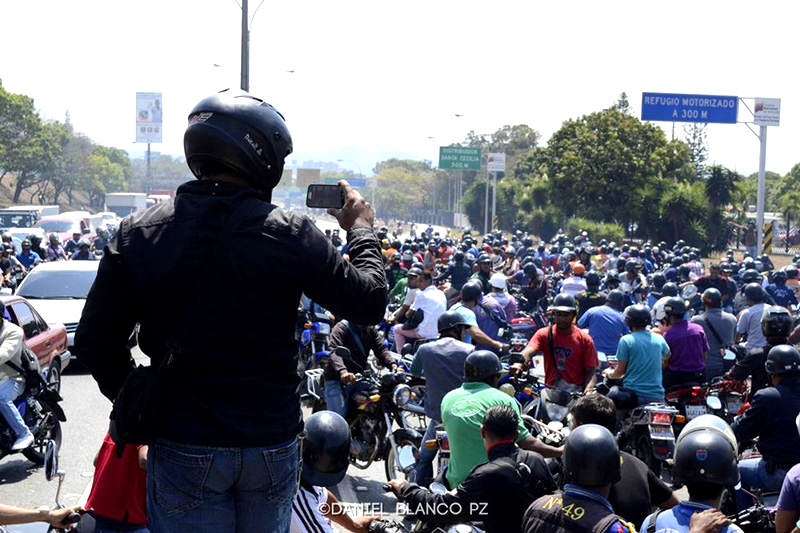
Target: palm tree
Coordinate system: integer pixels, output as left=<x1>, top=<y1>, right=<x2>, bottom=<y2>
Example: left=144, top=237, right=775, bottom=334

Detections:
left=779, top=190, right=800, bottom=250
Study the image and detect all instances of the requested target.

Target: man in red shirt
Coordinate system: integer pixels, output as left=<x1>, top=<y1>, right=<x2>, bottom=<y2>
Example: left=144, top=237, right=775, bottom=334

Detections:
left=514, top=293, right=598, bottom=394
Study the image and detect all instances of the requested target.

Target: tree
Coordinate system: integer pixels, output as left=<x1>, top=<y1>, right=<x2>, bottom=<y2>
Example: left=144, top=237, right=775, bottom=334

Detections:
left=660, top=182, right=707, bottom=243
left=683, top=123, right=708, bottom=179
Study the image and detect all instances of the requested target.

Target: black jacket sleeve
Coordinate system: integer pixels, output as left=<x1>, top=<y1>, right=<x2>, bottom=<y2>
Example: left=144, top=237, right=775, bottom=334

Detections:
left=73, top=222, right=137, bottom=401
left=733, top=388, right=772, bottom=443
left=369, top=327, right=395, bottom=368
left=728, top=349, right=761, bottom=381
left=326, top=322, right=350, bottom=378
left=399, top=472, right=487, bottom=524
left=299, top=222, right=387, bottom=325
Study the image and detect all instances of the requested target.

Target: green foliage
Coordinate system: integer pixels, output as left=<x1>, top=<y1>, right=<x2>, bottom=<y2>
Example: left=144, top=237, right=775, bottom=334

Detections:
left=565, top=217, right=625, bottom=244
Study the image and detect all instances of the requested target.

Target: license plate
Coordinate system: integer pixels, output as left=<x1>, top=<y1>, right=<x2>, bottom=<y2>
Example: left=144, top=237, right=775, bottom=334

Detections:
left=649, top=426, right=675, bottom=440
left=685, top=405, right=707, bottom=420
left=726, top=399, right=742, bottom=414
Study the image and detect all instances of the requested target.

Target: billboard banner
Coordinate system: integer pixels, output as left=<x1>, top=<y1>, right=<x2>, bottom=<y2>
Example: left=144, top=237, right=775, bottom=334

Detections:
left=136, top=92, right=163, bottom=143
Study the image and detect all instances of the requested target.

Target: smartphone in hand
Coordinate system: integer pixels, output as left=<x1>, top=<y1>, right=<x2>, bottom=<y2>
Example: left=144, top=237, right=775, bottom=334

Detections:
left=306, top=184, right=345, bottom=209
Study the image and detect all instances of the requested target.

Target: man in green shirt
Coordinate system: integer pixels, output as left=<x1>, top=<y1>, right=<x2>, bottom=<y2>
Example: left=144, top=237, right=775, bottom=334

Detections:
left=441, top=350, right=563, bottom=488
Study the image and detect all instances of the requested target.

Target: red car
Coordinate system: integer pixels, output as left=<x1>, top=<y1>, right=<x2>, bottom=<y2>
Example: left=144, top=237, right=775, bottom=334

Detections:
left=0, top=295, right=68, bottom=391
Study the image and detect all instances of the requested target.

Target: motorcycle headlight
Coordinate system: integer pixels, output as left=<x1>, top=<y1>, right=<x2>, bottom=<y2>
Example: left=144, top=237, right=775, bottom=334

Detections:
left=393, top=384, right=411, bottom=406
left=315, top=323, right=330, bottom=336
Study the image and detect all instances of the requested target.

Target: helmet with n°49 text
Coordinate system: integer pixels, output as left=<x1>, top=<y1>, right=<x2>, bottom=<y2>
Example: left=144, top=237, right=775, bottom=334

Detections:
left=184, top=89, right=293, bottom=196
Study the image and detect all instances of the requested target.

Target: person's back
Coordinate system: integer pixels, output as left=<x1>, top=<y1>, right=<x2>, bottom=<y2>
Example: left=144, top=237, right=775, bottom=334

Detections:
left=615, top=329, right=668, bottom=403
left=473, top=294, right=508, bottom=344
left=663, top=320, right=707, bottom=374
left=577, top=304, right=628, bottom=356
left=737, top=302, right=767, bottom=350
left=577, top=291, right=607, bottom=318
left=74, top=90, right=387, bottom=533
left=441, top=380, right=530, bottom=488
left=412, top=337, right=473, bottom=421
left=691, top=308, right=736, bottom=378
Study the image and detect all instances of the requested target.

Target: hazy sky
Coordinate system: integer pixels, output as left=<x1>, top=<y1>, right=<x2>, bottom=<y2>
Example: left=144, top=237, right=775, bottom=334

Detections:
left=1, top=0, right=798, bottom=176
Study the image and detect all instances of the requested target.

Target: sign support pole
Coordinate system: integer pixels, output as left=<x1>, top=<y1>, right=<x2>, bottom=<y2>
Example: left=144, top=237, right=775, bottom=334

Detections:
left=146, top=143, right=151, bottom=180
left=756, top=125, right=767, bottom=255
left=491, top=171, right=497, bottom=231
left=240, top=0, right=249, bottom=91
left=484, top=171, right=489, bottom=235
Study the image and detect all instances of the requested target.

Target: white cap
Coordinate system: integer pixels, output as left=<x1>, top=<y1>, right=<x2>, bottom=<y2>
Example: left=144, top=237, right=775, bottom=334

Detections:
left=489, top=273, right=507, bottom=290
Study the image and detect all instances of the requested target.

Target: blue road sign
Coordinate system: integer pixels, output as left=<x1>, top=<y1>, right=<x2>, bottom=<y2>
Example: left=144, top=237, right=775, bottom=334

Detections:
left=349, top=178, right=366, bottom=187
left=641, top=92, right=738, bottom=124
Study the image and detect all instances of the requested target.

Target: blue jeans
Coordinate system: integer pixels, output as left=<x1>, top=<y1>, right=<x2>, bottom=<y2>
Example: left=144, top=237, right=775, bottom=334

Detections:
left=324, top=380, right=350, bottom=417
left=0, top=379, right=28, bottom=438
left=147, top=438, right=300, bottom=533
left=736, top=457, right=787, bottom=509
left=414, top=419, right=439, bottom=486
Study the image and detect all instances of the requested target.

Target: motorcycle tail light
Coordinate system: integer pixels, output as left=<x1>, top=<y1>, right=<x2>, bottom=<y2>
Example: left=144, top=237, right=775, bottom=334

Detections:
left=369, top=394, right=381, bottom=403
left=304, top=322, right=312, bottom=329
left=524, top=387, right=532, bottom=395
left=674, top=414, right=686, bottom=424
left=654, top=446, right=670, bottom=455
left=424, top=440, right=438, bottom=450
left=651, top=412, right=672, bottom=425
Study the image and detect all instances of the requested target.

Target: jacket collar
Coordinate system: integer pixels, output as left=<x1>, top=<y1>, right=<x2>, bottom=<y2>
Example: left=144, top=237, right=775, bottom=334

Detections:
left=486, top=441, right=517, bottom=461
left=177, top=179, right=267, bottom=201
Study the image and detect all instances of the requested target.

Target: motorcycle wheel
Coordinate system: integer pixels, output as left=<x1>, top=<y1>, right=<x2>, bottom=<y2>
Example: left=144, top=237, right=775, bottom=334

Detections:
left=635, top=431, right=662, bottom=478
left=23, top=418, right=62, bottom=466
left=384, top=438, right=419, bottom=482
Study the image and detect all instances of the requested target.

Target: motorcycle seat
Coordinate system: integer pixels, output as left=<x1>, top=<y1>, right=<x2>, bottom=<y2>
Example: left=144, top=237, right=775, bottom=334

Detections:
left=666, top=382, right=701, bottom=393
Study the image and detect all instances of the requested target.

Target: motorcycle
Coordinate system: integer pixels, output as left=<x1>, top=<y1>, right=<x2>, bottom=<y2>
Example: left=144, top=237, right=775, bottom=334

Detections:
left=372, top=483, right=486, bottom=533
left=333, top=347, right=423, bottom=482
left=704, top=376, right=749, bottom=423
left=297, top=309, right=332, bottom=410
left=4, top=440, right=82, bottom=532
left=617, top=402, right=679, bottom=479
left=0, top=364, right=65, bottom=465
left=665, top=383, right=711, bottom=438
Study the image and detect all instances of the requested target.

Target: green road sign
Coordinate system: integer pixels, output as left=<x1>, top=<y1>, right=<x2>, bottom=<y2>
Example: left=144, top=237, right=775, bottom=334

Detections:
left=439, top=146, right=481, bottom=171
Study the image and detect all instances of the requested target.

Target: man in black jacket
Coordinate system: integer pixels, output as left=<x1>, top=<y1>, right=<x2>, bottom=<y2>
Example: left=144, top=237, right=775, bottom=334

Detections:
left=323, top=321, right=398, bottom=416
left=74, top=90, right=387, bottom=533
left=733, top=345, right=800, bottom=499
left=387, top=404, right=556, bottom=533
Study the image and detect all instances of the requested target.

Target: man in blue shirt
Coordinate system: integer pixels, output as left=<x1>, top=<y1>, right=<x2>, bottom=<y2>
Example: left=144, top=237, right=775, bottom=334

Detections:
left=15, top=240, right=39, bottom=270
left=577, top=290, right=629, bottom=359
left=641, top=423, right=741, bottom=533
left=767, top=270, right=798, bottom=311
left=604, top=304, right=669, bottom=406
left=450, top=281, right=506, bottom=352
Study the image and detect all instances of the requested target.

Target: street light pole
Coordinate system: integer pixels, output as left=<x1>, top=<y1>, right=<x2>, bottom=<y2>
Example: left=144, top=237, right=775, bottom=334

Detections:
left=240, top=0, right=249, bottom=91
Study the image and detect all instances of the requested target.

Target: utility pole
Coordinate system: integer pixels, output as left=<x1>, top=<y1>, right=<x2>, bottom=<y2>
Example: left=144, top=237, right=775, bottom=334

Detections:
left=240, top=0, right=249, bottom=91
left=491, top=171, right=497, bottom=231
left=756, top=125, right=767, bottom=255
left=483, top=172, right=489, bottom=235
left=146, top=143, right=151, bottom=180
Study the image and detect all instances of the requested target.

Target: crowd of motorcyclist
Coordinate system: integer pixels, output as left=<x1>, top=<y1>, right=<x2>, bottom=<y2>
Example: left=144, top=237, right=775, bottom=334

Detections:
left=303, top=223, right=800, bottom=533
left=0, top=227, right=112, bottom=291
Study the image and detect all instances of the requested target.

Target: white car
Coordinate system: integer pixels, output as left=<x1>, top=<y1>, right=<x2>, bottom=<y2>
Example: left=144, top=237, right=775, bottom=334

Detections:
left=15, top=260, right=100, bottom=355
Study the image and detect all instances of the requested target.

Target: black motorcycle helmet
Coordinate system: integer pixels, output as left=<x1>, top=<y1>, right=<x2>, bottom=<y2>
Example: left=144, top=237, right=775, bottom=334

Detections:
left=184, top=89, right=293, bottom=198
left=744, top=283, right=766, bottom=303
left=302, top=411, right=351, bottom=487
left=662, top=282, right=679, bottom=297
left=678, top=265, right=691, bottom=278
left=671, top=257, right=683, bottom=268
left=437, top=310, right=470, bottom=334
left=786, top=265, right=799, bottom=279
left=651, top=273, right=666, bottom=291
left=741, top=269, right=761, bottom=284
left=663, top=297, right=687, bottom=318
left=701, top=288, right=722, bottom=309
left=563, top=424, right=621, bottom=486
left=673, top=428, right=739, bottom=487
left=477, top=253, right=492, bottom=265
left=585, top=272, right=601, bottom=290
left=761, top=306, right=793, bottom=338
left=460, top=281, right=483, bottom=303
left=773, top=270, right=788, bottom=284
left=453, top=251, right=465, bottom=263
left=523, top=263, right=538, bottom=278
left=549, top=293, right=577, bottom=313
left=606, top=289, right=626, bottom=311
left=464, top=350, right=502, bottom=383
left=765, top=345, right=800, bottom=376
left=624, top=304, right=651, bottom=329
left=625, top=260, right=639, bottom=272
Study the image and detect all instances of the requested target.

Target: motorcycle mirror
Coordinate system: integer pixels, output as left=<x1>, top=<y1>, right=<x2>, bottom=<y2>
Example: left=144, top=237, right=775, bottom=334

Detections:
left=723, top=349, right=737, bottom=361
left=44, top=439, right=58, bottom=482
left=706, top=395, right=722, bottom=411
left=335, top=347, right=352, bottom=360
left=682, top=285, right=698, bottom=300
